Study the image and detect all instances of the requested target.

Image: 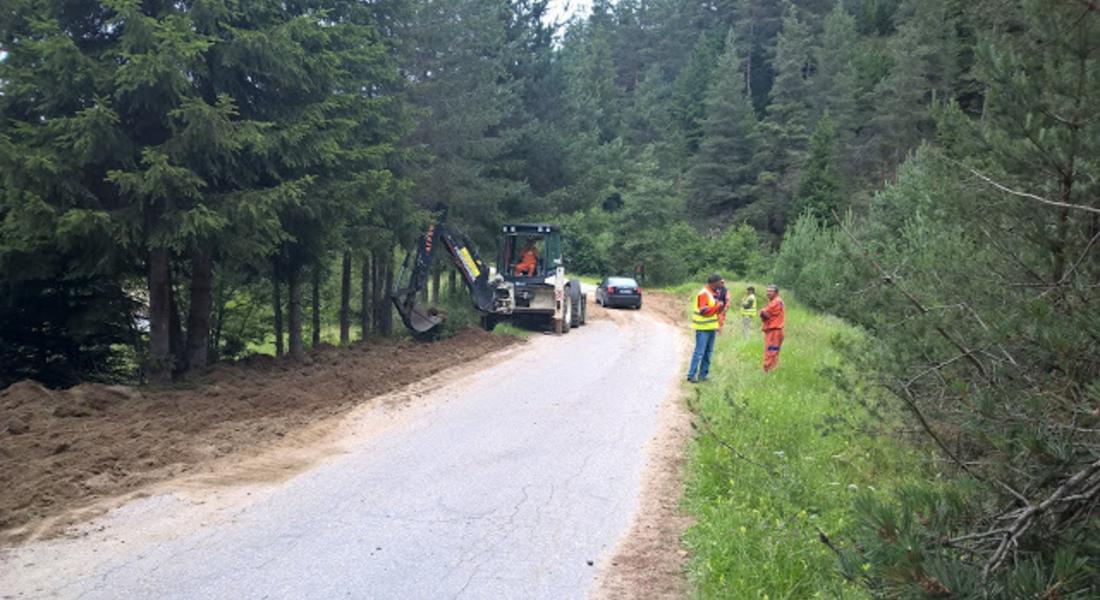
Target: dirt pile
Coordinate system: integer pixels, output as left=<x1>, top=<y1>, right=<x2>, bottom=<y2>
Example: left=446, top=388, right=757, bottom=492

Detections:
left=0, top=328, right=518, bottom=543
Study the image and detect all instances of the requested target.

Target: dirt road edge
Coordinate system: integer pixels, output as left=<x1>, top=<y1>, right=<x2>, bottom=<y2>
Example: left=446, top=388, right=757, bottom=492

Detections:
left=591, top=294, right=693, bottom=599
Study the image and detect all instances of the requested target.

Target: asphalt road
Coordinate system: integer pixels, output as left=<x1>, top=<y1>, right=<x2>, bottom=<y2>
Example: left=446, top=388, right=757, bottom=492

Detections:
left=1, top=307, right=682, bottom=600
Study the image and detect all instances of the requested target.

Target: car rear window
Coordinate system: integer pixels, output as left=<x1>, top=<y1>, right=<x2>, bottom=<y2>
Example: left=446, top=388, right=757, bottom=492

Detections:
left=607, top=277, right=637, bottom=288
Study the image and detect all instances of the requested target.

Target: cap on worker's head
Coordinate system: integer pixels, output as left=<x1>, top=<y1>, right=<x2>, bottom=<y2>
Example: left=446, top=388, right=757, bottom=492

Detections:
left=767, top=284, right=779, bottom=292
left=707, top=273, right=723, bottom=284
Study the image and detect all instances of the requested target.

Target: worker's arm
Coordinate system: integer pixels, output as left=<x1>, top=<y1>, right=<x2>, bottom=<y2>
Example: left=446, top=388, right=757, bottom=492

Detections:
left=697, top=292, right=722, bottom=316
left=759, top=298, right=777, bottom=320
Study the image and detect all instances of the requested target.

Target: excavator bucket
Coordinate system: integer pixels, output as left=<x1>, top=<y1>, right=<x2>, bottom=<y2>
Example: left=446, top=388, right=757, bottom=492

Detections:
left=403, top=303, right=445, bottom=335
left=392, top=208, right=495, bottom=337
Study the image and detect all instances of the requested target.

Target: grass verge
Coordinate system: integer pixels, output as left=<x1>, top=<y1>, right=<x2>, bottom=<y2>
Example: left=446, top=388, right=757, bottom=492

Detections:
left=678, top=282, right=925, bottom=599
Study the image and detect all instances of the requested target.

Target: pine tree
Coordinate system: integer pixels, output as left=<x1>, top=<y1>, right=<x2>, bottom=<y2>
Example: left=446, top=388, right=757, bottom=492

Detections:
left=670, top=34, right=723, bottom=157
left=403, top=0, right=526, bottom=247
left=812, top=3, right=860, bottom=137
left=793, top=112, right=843, bottom=220
left=731, top=0, right=787, bottom=112
left=867, top=0, right=966, bottom=175
left=753, top=3, right=815, bottom=234
left=687, top=30, right=760, bottom=218
left=570, top=22, right=622, bottom=145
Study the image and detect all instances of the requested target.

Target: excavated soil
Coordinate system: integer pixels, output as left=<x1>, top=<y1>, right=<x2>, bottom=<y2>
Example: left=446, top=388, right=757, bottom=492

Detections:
left=0, top=328, right=518, bottom=544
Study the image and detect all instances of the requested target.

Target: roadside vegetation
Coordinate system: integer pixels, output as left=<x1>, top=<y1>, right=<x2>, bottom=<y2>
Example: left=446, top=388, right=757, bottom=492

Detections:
left=676, top=285, right=928, bottom=598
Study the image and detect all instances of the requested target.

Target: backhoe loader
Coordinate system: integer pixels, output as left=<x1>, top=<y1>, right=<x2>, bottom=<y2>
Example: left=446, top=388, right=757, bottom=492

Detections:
left=392, top=210, right=587, bottom=337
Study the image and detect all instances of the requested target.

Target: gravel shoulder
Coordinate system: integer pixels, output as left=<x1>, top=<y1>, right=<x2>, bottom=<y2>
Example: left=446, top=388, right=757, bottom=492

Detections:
left=591, top=291, right=694, bottom=599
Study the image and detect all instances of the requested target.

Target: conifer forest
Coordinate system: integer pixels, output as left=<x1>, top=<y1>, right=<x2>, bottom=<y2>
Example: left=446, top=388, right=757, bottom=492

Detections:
left=2, top=0, right=1099, bottom=596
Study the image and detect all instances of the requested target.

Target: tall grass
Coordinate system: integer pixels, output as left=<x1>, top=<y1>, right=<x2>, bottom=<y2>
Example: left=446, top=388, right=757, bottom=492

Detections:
left=678, top=283, right=926, bottom=598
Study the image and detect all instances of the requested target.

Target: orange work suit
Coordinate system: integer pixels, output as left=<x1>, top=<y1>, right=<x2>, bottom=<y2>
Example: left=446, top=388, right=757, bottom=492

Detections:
left=514, top=248, right=538, bottom=276
left=759, top=296, right=785, bottom=372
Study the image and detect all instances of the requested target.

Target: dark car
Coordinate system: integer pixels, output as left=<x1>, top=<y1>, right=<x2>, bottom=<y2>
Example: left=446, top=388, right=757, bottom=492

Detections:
left=596, top=277, right=642, bottom=309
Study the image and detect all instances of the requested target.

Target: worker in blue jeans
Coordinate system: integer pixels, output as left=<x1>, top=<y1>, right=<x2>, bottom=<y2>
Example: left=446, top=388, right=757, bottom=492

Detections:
left=687, top=274, right=726, bottom=383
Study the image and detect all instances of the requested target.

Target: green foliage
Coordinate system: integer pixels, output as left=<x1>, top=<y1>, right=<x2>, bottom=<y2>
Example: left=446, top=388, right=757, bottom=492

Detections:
left=687, top=30, right=761, bottom=219
left=0, top=0, right=411, bottom=381
left=813, top=3, right=860, bottom=138
left=701, top=223, right=770, bottom=280
left=794, top=112, right=844, bottom=221
left=752, top=4, right=816, bottom=235
left=866, top=0, right=966, bottom=176
left=671, top=34, right=723, bottom=157
left=684, top=288, right=925, bottom=598
left=559, top=208, right=614, bottom=276
left=0, top=277, right=138, bottom=389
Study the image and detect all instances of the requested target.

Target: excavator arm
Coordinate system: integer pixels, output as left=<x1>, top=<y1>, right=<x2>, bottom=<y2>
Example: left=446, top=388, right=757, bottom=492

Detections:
left=392, top=209, right=495, bottom=336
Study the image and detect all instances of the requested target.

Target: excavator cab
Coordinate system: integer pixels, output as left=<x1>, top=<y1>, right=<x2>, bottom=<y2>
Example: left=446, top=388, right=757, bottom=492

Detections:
left=499, top=225, right=562, bottom=280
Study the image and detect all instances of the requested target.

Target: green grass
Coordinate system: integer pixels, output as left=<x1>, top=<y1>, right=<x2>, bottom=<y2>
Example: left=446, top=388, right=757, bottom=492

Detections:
left=490, top=322, right=532, bottom=339
left=679, top=282, right=925, bottom=599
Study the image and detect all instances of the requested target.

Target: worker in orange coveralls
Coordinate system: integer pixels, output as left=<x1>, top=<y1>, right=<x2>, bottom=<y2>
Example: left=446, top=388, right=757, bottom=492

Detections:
left=514, top=237, right=539, bottom=276
left=759, top=284, right=785, bottom=372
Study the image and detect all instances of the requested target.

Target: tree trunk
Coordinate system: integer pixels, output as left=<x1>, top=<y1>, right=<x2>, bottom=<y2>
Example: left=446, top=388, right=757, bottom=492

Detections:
left=169, top=281, right=185, bottom=373
left=272, top=263, right=284, bottom=358
left=288, top=264, right=304, bottom=358
left=431, top=269, right=441, bottom=304
left=382, top=253, right=394, bottom=336
left=449, top=269, right=457, bottom=296
left=361, top=254, right=371, bottom=340
left=186, top=246, right=214, bottom=371
left=312, top=265, right=322, bottom=347
left=211, top=283, right=225, bottom=363
left=340, top=251, right=351, bottom=344
left=148, top=247, right=172, bottom=384
left=372, top=250, right=384, bottom=334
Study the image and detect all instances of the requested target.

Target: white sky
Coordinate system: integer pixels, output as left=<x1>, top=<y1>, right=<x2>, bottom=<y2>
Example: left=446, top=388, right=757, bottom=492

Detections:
left=545, top=0, right=593, bottom=25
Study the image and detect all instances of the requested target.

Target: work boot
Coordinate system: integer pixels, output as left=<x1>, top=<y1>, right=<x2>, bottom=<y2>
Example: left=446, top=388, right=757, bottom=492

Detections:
left=686, top=376, right=699, bottom=384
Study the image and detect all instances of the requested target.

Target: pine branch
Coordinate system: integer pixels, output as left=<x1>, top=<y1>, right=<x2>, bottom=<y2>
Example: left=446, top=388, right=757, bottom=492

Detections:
left=982, top=458, right=1100, bottom=581
left=831, top=210, right=993, bottom=381
left=948, top=158, right=1100, bottom=216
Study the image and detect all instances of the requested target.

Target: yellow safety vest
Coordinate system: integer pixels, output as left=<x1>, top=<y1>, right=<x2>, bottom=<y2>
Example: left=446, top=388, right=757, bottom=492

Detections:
left=740, top=294, right=757, bottom=317
left=690, top=287, right=720, bottom=331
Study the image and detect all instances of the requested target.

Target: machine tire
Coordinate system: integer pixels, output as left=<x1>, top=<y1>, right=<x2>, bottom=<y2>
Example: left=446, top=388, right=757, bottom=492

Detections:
left=568, top=296, right=581, bottom=329
left=579, top=296, right=587, bottom=325
left=561, top=297, right=572, bottom=334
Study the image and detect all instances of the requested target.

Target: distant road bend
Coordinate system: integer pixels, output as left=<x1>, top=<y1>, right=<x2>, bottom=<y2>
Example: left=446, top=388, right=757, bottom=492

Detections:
left=2, top=306, right=683, bottom=600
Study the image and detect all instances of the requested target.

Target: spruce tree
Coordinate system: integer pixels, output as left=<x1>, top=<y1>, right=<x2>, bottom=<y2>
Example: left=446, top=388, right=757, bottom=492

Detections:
left=753, top=3, right=815, bottom=234
left=867, top=0, right=965, bottom=175
left=687, top=30, right=760, bottom=218
left=670, top=34, right=723, bottom=157
left=403, top=0, right=526, bottom=246
left=812, top=2, right=860, bottom=137
left=793, top=112, right=843, bottom=220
